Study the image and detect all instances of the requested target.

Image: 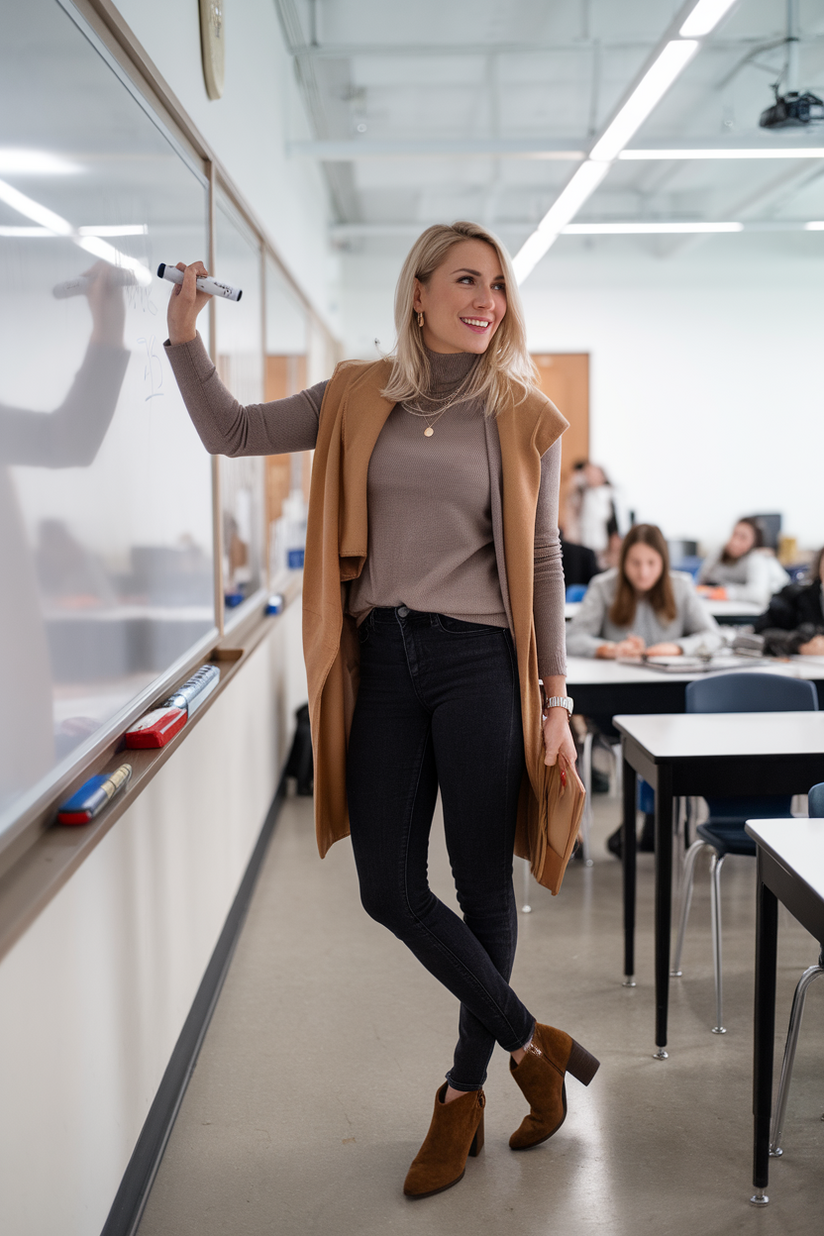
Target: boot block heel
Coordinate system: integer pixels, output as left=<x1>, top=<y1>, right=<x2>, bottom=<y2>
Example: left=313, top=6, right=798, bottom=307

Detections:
left=468, top=1110, right=484, bottom=1157
left=566, top=1038, right=600, bottom=1086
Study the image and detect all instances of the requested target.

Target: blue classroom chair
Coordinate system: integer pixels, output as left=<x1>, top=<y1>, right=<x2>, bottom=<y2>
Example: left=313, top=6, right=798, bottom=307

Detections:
left=671, top=673, right=818, bottom=1034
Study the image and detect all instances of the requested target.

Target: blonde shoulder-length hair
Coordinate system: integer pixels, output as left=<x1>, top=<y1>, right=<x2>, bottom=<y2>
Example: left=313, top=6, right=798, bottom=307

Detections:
left=381, top=221, right=541, bottom=416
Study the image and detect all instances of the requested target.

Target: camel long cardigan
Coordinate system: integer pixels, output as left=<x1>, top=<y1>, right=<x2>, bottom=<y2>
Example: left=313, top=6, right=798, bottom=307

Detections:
left=305, top=356, right=568, bottom=863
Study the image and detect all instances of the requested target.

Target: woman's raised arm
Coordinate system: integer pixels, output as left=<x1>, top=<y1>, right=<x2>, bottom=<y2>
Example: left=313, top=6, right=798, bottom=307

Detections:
left=164, top=262, right=323, bottom=457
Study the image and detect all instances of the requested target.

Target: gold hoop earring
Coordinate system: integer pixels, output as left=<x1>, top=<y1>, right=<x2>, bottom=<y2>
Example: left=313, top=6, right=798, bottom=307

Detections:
left=417, top=311, right=424, bottom=329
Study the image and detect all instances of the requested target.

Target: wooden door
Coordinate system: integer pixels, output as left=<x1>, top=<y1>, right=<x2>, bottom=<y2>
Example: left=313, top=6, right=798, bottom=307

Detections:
left=530, top=353, right=589, bottom=482
left=532, top=353, right=589, bottom=540
left=264, top=354, right=310, bottom=529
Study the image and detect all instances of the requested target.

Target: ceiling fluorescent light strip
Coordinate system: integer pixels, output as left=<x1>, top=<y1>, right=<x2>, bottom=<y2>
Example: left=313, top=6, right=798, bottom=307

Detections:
left=514, top=0, right=735, bottom=283
left=563, top=221, right=743, bottom=234
left=621, top=147, right=824, bottom=160
left=512, top=229, right=559, bottom=284
left=538, top=162, right=612, bottom=234
left=513, top=162, right=611, bottom=281
left=806, top=221, right=824, bottom=230
left=589, top=40, right=699, bottom=163
left=679, top=0, right=739, bottom=39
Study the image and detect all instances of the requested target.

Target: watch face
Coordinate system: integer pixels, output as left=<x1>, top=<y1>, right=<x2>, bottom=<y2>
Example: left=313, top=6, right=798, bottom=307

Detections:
left=199, top=0, right=225, bottom=100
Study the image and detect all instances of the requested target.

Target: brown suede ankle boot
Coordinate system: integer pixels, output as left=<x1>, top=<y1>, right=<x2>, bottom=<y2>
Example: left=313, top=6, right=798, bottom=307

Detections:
left=403, top=1083, right=485, bottom=1198
left=509, top=1022, right=600, bottom=1151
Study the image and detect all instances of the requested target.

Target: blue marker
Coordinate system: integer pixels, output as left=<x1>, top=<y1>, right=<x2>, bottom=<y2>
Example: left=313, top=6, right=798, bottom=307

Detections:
left=58, top=764, right=132, bottom=825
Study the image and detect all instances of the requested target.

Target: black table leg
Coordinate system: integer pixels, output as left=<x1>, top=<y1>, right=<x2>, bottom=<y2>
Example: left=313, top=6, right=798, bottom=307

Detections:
left=752, top=862, right=778, bottom=1205
left=653, top=763, right=674, bottom=1058
left=622, top=753, right=637, bottom=985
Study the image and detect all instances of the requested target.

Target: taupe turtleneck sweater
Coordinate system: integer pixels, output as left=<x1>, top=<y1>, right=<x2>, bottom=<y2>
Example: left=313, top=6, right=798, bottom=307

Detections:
left=164, top=335, right=566, bottom=678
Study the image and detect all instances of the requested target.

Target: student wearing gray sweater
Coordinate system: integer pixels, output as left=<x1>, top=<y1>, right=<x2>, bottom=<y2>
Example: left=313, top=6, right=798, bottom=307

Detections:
left=567, top=524, right=721, bottom=857
left=566, top=524, right=722, bottom=659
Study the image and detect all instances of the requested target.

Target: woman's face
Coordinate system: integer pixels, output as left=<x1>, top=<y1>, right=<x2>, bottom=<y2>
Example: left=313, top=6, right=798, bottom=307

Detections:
left=726, top=521, right=757, bottom=559
left=412, top=238, right=507, bottom=355
left=624, top=543, right=664, bottom=594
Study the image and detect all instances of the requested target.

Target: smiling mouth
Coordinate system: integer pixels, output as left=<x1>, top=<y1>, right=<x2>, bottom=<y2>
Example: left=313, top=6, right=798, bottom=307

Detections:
left=460, top=317, right=491, bottom=330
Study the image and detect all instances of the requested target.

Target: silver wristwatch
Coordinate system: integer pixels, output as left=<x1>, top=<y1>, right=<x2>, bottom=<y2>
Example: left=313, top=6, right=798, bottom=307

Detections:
left=543, top=695, right=574, bottom=717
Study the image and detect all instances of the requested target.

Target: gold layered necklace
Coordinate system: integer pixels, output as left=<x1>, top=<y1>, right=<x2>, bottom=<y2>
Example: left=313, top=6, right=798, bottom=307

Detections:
left=404, top=403, right=452, bottom=437
left=404, top=373, right=475, bottom=437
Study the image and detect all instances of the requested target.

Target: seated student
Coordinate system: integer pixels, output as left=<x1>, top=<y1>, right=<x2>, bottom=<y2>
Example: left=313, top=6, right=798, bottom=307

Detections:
left=566, top=523, right=723, bottom=660
left=560, top=532, right=600, bottom=589
left=566, top=523, right=722, bottom=856
left=697, top=516, right=789, bottom=608
left=753, top=546, right=824, bottom=656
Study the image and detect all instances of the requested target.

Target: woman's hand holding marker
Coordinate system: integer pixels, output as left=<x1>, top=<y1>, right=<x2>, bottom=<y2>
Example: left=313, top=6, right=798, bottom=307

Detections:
left=166, top=261, right=213, bottom=346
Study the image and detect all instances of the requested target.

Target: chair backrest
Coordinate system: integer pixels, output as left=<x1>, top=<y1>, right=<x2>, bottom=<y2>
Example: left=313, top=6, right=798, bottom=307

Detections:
left=747, top=513, right=782, bottom=551
left=566, top=584, right=588, bottom=603
left=809, top=783, right=824, bottom=817
left=685, top=672, right=819, bottom=715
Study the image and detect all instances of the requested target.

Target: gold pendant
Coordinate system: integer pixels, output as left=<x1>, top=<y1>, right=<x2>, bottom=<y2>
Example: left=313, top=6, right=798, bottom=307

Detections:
left=424, top=426, right=434, bottom=437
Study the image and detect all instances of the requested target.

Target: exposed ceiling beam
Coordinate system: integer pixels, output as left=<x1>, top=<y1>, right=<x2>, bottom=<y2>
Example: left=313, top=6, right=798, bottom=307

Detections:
left=330, top=219, right=822, bottom=242
left=287, top=138, right=585, bottom=159
left=288, top=137, right=824, bottom=161
left=653, top=160, right=824, bottom=258
left=281, top=36, right=824, bottom=60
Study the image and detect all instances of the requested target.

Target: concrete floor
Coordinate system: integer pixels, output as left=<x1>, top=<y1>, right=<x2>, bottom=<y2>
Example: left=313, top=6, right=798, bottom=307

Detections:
left=137, top=787, right=823, bottom=1236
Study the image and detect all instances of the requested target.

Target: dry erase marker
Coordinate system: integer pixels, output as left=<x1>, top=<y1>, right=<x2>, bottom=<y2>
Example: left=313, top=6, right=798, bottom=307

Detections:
left=57, top=763, right=133, bottom=825
left=53, top=269, right=139, bottom=298
left=157, top=263, right=242, bottom=302
left=160, top=664, right=220, bottom=716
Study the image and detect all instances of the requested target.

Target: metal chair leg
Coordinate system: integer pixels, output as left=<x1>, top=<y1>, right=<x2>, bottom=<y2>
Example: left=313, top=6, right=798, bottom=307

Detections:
left=770, top=956, right=824, bottom=1156
left=574, top=730, right=594, bottom=867
left=671, top=839, right=707, bottom=977
left=709, top=851, right=726, bottom=1034
left=610, top=741, right=623, bottom=799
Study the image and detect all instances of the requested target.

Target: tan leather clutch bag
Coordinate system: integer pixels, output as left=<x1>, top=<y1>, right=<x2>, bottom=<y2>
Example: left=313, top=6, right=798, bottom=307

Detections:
left=530, top=754, right=587, bottom=896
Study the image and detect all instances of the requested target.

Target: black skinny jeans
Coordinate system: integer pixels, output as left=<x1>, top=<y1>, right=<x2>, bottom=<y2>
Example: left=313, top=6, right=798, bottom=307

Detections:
left=346, top=606, right=535, bottom=1091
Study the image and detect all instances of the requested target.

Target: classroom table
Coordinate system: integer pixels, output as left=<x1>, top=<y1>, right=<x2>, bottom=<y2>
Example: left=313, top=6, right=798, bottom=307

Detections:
left=744, top=818, right=824, bottom=1205
left=564, top=598, right=764, bottom=625
left=566, top=654, right=824, bottom=715
left=611, top=712, right=824, bottom=1058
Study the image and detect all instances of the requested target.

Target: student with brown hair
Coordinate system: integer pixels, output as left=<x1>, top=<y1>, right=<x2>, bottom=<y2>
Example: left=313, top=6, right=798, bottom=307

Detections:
left=697, top=516, right=789, bottom=608
left=566, top=524, right=722, bottom=856
left=566, top=523, right=722, bottom=660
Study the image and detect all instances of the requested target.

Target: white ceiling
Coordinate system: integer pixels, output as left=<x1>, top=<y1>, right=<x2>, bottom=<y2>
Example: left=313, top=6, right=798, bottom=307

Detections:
left=275, top=0, right=824, bottom=264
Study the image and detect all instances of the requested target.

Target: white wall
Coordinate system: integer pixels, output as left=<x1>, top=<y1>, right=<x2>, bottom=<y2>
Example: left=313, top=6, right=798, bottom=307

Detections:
left=112, top=0, right=340, bottom=334
left=0, top=603, right=306, bottom=1236
left=338, top=234, right=824, bottom=550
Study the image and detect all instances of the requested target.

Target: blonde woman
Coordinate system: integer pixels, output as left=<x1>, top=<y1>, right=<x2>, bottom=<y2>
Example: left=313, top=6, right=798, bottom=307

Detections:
left=164, top=222, right=599, bottom=1198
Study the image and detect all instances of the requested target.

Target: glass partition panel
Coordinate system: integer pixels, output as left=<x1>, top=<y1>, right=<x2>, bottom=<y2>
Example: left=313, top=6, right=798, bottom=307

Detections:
left=214, top=193, right=265, bottom=617
left=264, top=258, right=311, bottom=580
left=0, top=0, right=215, bottom=843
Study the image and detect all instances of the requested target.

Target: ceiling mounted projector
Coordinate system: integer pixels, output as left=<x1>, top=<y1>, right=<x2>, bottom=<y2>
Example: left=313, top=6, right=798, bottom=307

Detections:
left=760, top=89, right=824, bottom=128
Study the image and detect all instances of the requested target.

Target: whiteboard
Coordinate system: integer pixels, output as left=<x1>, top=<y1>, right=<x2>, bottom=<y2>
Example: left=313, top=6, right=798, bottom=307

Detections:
left=0, top=0, right=216, bottom=841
